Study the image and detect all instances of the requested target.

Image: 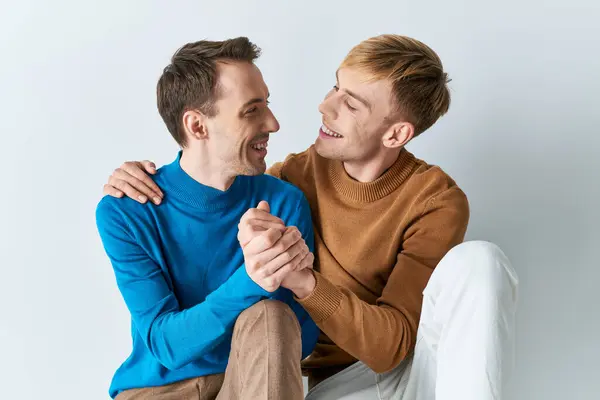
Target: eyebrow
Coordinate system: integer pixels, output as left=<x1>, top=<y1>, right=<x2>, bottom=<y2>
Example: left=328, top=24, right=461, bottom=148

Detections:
left=240, top=93, right=270, bottom=112
left=336, top=71, right=371, bottom=110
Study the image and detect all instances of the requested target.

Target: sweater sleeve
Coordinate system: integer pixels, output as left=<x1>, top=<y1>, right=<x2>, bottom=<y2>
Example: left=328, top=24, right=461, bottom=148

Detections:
left=297, top=187, right=469, bottom=373
left=96, top=199, right=270, bottom=371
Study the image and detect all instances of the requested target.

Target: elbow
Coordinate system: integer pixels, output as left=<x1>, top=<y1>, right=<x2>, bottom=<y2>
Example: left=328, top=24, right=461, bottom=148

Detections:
left=149, top=344, right=187, bottom=371
left=158, top=357, right=186, bottom=371
left=367, top=349, right=411, bottom=374
left=146, top=323, right=191, bottom=371
left=367, top=356, right=403, bottom=374
left=366, top=310, right=418, bottom=373
left=149, top=344, right=187, bottom=370
left=364, top=335, right=415, bottom=374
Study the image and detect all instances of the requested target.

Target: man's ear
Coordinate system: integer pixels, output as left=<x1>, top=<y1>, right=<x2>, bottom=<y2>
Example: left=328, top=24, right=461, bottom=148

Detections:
left=182, top=110, right=209, bottom=142
left=382, top=121, right=414, bottom=149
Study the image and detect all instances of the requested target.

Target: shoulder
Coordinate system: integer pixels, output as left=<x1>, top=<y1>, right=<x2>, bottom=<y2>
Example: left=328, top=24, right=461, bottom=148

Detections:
left=250, top=174, right=307, bottom=205
left=95, top=194, right=153, bottom=232
left=97, top=163, right=172, bottom=221
left=266, top=147, right=314, bottom=181
left=407, top=154, right=469, bottom=217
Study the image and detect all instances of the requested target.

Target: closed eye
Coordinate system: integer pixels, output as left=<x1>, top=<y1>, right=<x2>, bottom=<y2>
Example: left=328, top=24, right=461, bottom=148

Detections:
left=333, top=85, right=357, bottom=111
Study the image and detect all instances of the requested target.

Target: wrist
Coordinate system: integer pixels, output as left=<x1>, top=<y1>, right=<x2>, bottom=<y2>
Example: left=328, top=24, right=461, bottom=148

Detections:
left=292, top=269, right=316, bottom=299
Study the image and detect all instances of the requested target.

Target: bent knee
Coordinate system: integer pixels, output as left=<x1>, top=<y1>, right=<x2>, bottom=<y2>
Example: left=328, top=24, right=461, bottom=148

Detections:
left=437, top=241, right=519, bottom=296
left=232, top=300, right=301, bottom=358
left=258, top=299, right=294, bottom=317
left=236, top=300, right=298, bottom=329
left=452, top=240, right=503, bottom=259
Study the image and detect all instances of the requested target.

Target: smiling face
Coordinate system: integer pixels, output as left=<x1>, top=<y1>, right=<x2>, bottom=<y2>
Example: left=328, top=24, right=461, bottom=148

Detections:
left=316, top=67, right=397, bottom=162
left=157, top=38, right=281, bottom=178
left=315, top=34, right=452, bottom=167
left=202, top=61, right=280, bottom=176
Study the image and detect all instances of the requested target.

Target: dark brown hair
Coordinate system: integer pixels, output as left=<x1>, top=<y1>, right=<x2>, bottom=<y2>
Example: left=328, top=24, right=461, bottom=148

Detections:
left=341, top=34, right=451, bottom=136
left=157, top=37, right=261, bottom=146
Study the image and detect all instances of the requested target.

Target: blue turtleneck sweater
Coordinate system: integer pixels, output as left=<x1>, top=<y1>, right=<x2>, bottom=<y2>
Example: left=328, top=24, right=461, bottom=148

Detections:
left=95, top=153, right=319, bottom=398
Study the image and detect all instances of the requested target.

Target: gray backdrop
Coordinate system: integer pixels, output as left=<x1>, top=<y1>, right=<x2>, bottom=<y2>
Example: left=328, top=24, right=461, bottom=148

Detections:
left=1, top=1, right=597, bottom=399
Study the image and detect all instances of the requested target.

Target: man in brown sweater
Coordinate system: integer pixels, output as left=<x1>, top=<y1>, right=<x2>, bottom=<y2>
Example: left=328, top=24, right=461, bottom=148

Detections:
left=102, top=35, right=518, bottom=399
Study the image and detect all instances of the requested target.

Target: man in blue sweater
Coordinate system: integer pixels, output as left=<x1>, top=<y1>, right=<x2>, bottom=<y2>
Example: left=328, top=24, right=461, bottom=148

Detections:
left=96, top=38, right=319, bottom=399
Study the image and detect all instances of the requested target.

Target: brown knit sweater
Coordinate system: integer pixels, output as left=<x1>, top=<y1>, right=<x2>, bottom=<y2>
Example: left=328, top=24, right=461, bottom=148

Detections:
left=267, top=146, right=470, bottom=384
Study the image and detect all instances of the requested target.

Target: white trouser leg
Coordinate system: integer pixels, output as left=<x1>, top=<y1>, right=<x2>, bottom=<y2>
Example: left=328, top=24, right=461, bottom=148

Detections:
left=401, top=240, right=519, bottom=400
left=305, top=241, right=518, bottom=400
left=304, top=356, right=413, bottom=400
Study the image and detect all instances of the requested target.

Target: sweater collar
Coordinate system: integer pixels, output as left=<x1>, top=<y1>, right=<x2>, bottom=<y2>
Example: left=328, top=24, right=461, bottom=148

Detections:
left=161, top=151, right=244, bottom=211
left=329, top=149, right=417, bottom=203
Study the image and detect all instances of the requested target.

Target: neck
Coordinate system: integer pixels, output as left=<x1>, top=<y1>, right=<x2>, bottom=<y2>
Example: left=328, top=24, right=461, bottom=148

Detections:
left=342, top=148, right=402, bottom=182
left=180, top=149, right=235, bottom=191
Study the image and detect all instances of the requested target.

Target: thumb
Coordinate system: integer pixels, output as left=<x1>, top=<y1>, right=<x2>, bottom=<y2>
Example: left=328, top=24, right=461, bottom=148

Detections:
left=257, top=200, right=270, bottom=213
left=141, top=160, right=157, bottom=174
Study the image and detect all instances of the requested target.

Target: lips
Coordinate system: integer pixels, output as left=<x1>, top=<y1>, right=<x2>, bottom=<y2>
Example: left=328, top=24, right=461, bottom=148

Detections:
left=250, top=133, right=270, bottom=151
left=320, top=124, right=343, bottom=138
left=250, top=141, right=268, bottom=150
left=249, top=136, right=269, bottom=159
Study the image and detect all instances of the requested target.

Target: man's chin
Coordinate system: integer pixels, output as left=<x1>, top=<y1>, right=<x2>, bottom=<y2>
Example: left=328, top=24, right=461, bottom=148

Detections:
left=315, top=140, right=345, bottom=161
left=238, top=162, right=266, bottom=176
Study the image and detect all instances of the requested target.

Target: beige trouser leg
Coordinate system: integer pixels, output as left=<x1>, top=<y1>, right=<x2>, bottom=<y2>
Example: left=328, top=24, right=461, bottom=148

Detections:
left=116, top=299, right=303, bottom=400
left=115, top=375, right=224, bottom=400
left=217, top=299, right=304, bottom=400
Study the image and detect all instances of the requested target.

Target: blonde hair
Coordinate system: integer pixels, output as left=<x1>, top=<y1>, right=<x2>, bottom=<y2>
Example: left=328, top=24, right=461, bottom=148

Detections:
left=340, top=34, right=451, bottom=135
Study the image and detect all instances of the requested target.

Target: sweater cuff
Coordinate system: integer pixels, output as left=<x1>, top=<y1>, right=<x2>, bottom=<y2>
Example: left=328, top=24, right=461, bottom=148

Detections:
left=297, top=272, right=343, bottom=323
left=230, top=265, right=272, bottom=298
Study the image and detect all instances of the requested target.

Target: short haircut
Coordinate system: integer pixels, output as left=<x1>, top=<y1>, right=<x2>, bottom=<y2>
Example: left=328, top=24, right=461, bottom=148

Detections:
left=156, top=37, right=261, bottom=146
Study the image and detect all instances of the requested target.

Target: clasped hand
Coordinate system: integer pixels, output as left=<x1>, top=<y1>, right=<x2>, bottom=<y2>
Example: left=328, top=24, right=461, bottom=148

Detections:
left=238, top=201, right=315, bottom=298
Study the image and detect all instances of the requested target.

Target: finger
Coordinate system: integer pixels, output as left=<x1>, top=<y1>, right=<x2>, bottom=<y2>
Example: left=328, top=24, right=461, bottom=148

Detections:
left=244, top=228, right=283, bottom=255
left=120, top=163, right=163, bottom=200
left=246, top=219, right=286, bottom=232
left=290, top=244, right=311, bottom=271
left=238, top=225, right=267, bottom=248
left=238, top=218, right=285, bottom=248
left=277, top=247, right=308, bottom=274
left=111, top=169, right=161, bottom=204
left=257, top=200, right=270, bottom=212
left=280, top=241, right=309, bottom=272
left=267, top=263, right=296, bottom=287
left=285, top=226, right=300, bottom=235
left=259, top=229, right=302, bottom=262
left=240, top=209, right=284, bottom=226
left=103, top=184, right=124, bottom=198
left=260, top=237, right=306, bottom=276
left=140, top=160, right=157, bottom=175
left=245, top=227, right=301, bottom=262
left=108, top=178, right=148, bottom=203
left=296, top=252, right=315, bottom=271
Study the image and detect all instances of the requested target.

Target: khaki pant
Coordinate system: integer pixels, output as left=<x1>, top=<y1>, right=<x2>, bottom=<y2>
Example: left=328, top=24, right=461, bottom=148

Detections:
left=116, top=299, right=303, bottom=400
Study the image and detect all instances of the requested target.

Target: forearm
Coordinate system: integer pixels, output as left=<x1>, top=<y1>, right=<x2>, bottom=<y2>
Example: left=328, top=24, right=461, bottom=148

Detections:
left=97, top=199, right=272, bottom=369
left=130, top=266, right=270, bottom=370
left=297, top=272, right=418, bottom=373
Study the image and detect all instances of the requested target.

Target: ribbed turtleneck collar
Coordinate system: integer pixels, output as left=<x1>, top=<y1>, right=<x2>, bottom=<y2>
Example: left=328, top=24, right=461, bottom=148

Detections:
left=329, top=149, right=417, bottom=203
left=161, top=152, right=245, bottom=211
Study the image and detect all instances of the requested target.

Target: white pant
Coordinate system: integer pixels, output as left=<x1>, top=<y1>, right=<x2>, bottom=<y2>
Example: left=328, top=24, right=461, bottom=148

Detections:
left=305, top=241, right=519, bottom=400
